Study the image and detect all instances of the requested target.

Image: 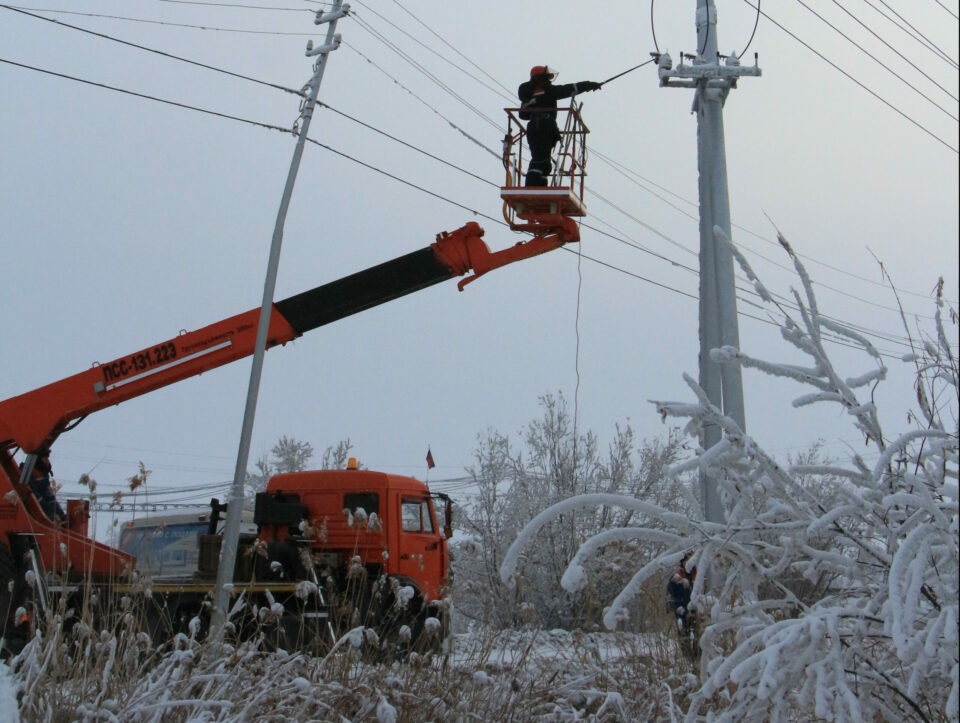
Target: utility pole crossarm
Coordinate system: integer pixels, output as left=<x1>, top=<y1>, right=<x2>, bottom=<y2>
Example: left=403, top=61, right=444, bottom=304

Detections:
left=658, top=53, right=761, bottom=93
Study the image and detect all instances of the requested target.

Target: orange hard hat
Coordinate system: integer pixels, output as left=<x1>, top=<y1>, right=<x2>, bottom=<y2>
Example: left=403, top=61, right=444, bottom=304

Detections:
left=529, top=65, right=557, bottom=80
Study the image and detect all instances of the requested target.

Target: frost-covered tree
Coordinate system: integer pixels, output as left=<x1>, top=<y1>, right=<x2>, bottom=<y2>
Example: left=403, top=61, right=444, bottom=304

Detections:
left=245, top=437, right=351, bottom=499
left=320, top=438, right=354, bottom=471
left=271, top=435, right=314, bottom=474
left=501, top=229, right=958, bottom=721
left=454, top=394, right=686, bottom=629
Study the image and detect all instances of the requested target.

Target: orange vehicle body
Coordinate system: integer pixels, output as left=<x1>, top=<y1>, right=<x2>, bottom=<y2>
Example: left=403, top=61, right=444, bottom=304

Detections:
left=262, top=469, right=450, bottom=603
left=0, top=213, right=580, bottom=648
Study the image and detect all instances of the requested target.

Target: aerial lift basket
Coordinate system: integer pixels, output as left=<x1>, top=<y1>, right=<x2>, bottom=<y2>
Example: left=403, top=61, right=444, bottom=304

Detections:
left=500, top=103, right=589, bottom=230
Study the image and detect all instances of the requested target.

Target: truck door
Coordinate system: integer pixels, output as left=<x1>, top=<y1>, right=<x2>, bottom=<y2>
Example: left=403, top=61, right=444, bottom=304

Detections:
left=396, top=496, right=444, bottom=602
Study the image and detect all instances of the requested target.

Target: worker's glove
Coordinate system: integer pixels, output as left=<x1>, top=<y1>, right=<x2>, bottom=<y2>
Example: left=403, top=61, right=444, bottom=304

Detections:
left=584, top=81, right=603, bottom=92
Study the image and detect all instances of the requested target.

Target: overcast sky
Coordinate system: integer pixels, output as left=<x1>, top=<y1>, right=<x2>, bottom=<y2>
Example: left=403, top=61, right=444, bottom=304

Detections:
left=1, top=1, right=957, bottom=530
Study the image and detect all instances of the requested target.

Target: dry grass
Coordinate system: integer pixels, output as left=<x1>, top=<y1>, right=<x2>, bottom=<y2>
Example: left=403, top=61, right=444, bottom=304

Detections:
left=4, top=589, right=698, bottom=721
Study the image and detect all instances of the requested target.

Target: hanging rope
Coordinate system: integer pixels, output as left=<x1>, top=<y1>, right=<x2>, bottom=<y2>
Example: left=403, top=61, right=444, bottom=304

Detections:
left=572, top=219, right=584, bottom=481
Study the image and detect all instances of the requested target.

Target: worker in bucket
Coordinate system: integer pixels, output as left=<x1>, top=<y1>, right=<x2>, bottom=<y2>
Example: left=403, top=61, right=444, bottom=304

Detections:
left=518, top=65, right=602, bottom=186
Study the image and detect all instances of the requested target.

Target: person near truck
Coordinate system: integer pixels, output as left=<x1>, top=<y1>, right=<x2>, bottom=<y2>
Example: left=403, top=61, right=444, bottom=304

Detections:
left=22, top=452, right=65, bottom=522
left=667, top=550, right=699, bottom=656
left=518, top=65, right=602, bottom=187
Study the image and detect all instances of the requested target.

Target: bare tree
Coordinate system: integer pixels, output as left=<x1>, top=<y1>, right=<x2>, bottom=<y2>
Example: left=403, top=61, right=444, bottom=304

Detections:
left=454, top=394, right=685, bottom=630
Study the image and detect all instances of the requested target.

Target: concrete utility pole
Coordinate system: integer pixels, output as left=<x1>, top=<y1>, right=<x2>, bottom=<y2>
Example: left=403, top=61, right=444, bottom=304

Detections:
left=657, top=0, right=760, bottom=523
left=212, top=0, right=349, bottom=634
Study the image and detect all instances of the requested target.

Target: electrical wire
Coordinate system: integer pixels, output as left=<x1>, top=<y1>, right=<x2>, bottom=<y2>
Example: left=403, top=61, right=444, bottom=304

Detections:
left=586, top=174, right=948, bottom=323
left=860, top=0, right=959, bottom=69
left=319, top=102, right=499, bottom=186
left=350, top=13, right=503, bottom=132
left=740, top=0, right=761, bottom=58
left=590, top=149, right=958, bottom=307
left=3, top=45, right=950, bottom=359
left=739, top=0, right=958, bottom=154
left=830, top=0, right=958, bottom=103
left=0, top=57, right=292, bottom=133
left=873, top=0, right=960, bottom=67
left=6, top=5, right=321, bottom=34
left=389, top=0, right=514, bottom=98
left=651, top=0, right=660, bottom=55
left=699, top=0, right=711, bottom=56
left=10, top=5, right=950, bottom=496
left=340, top=41, right=500, bottom=158
left=155, top=0, right=312, bottom=9
left=26, top=0, right=948, bottom=308
left=932, top=0, right=959, bottom=21
left=3, top=54, right=941, bottom=359
left=0, top=5, right=306, bottom=96
left=350, top=0, right=513, bottom=103
left=791, top=0, right=958, bottom=120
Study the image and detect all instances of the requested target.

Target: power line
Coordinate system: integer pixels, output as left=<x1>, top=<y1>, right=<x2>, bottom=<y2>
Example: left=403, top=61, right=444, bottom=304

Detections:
left=0, top=4, right=305, bottom=96
left=8, top=5, right=321, bottom=35
left=350, top=13, right=502, bottom=132
left=388, top=0, right=514, bottom=98
left=860, top=0, right=960, bottom=69
left=586, top=164, right=950, bottom=322
left=295, top=118, right=913, bottom=356
left=318, top=102, right=498, bottom=186
left=22, top=0, right=948, bottom=309
left=3, top=54, right=947, bottom=360
left=589, top=149, right=959, bottom=307
left=0, top=56, right=292, bottom=134
left=830, top=0, right=958, bottom=103
left=932, top=0, right=959, bottom=21
left=296, top=93, right=898, bottom=346
left=741, top=0, right=958, bottom=153
left=341, top=41, right=500, bottom=158
left=350, top=0, right=513, bottom=103
left=155, top=0, right=313, bottom=10
left=873, top=0, right=960, bottom=67
left=790, top=0, right=958, bottom=118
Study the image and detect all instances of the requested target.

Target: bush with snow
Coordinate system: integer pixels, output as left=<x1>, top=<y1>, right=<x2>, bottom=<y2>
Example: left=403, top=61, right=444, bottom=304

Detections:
left=502, top=229, right=958, bottom=721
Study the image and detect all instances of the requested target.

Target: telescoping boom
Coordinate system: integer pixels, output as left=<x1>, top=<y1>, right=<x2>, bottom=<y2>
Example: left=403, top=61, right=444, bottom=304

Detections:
left=0, top=218, right=578, bottom=583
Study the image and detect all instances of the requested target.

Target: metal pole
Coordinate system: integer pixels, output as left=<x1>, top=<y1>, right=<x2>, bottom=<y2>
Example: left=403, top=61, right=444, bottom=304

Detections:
left=697, top=0, right=746, bottom=436
left=657, top=0, right=760, bottom=524
left=212, top=0, right=348, bottom=634
left=696, top=0, right=729, bottom=525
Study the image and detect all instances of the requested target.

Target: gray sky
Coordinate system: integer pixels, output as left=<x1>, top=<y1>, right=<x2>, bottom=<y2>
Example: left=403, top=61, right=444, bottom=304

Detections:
left=1, top=1, right=957, bottom=525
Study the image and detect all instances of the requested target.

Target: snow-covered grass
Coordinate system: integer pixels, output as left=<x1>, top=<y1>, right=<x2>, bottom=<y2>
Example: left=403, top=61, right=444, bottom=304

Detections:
left=6, top=607, right=696, bottom=721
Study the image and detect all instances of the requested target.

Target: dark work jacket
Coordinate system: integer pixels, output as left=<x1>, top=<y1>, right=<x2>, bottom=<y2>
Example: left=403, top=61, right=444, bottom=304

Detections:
left=518, top=79, right=592, bottom=141
left=667, top=566, right=697, bottom=614
left=23, top=464, right=63, bottom=521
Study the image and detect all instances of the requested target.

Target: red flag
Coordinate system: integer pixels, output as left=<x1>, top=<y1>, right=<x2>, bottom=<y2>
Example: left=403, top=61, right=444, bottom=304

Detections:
left=426, top=448, right=435, bottom=469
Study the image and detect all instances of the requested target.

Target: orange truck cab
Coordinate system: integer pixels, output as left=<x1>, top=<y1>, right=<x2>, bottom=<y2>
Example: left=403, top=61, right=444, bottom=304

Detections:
left=254, top=463, right=452, bottom=631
